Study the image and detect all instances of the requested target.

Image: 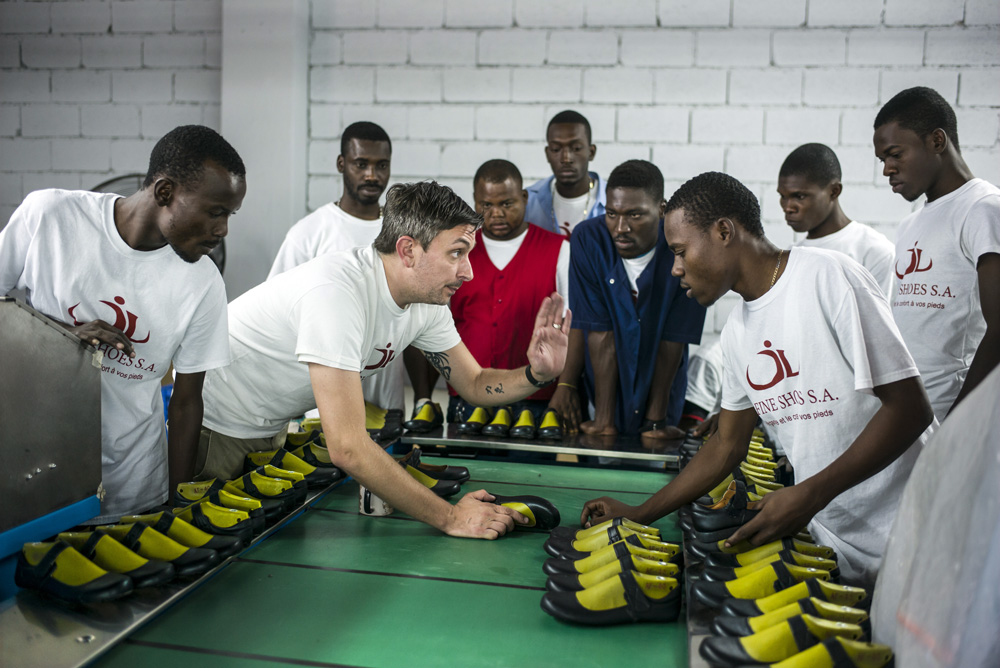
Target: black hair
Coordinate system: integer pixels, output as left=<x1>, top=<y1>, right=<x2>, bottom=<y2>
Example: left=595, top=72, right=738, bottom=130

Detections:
left=341, top=121, right=392, bottom=156
left=473, top=159, right=523, bottom=189
left=779, top=143, right=842, bottom=186
left=373, top=181, right=482, bottom=254
left=606, top=159, right=665, bottom=203
left=665, top=172, right=763, bottom=238
left=143, top=125, right=245, bottom=188
left=548, top=109, right=592, bottom=144
left=874, top=86, right=960, bottom=153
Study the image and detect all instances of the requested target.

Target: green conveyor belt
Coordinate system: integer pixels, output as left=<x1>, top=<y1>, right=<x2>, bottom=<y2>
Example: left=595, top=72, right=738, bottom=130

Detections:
left=94, top=458, right=687, bottom=668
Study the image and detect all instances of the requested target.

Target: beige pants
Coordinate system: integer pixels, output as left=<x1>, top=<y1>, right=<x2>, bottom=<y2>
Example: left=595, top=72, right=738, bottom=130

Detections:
left=195, top=427, right=287, bottom=482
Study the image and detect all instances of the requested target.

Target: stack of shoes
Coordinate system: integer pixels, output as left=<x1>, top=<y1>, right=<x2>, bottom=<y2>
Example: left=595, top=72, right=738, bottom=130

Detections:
left=540, top=518, right=682, bottom=625
left=175, top=479, right=277, bottom=531
left=537, top=409, right=564, bottom=440
left=481, top=406, right=513, bottom=437
left=56, top=529, right=175, bottom=589
left=394, top=446, right=470, bottom=484
left=119, top=511, right=244, bottom=558
left=403, top=401, right=444, bottom=433
left=96, top=522, right=220, bottom=577
left=244, top=448, right=342, bottom=489
left=226, top=469, right=308, bottom=514
left=457, top=406, right=492, bottom=435
left=364, top=401, right=404, bottom=441
left=398, top=448, right=462, bottom=497
left=489, top=494, right=560, bottom=531
left=508, top=409, right=537, bottom=439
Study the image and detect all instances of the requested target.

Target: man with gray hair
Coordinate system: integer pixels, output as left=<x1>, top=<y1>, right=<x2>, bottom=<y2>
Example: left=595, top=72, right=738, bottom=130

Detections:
left=197, top=181, right=571, bottom=539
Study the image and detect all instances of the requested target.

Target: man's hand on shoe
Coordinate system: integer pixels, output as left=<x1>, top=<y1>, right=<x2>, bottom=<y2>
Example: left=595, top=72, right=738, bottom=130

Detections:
left=443, top=489, right=529, bottom=540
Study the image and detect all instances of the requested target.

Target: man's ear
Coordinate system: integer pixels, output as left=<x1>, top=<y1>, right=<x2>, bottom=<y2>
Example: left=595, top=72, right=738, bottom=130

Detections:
left=152, top=178, right=174, bottom=207
left=336, top=154, right=345, bottom=174
left=829, top=181, right=843, bottom=201
left=588, top=144, right=596, bottom=161
left=928, top=128, right=948, bottom=154
left=658, top=199, right=667, bottom=219
left=716, top=217, right=736, bottom=243
left=396, top=236, right=417, bottom=267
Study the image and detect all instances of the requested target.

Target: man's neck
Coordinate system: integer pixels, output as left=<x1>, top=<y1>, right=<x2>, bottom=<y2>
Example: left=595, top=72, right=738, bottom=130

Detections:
left=925, top=155, right=975, bottom=203
left=379, top=252, right=410, bottom=309
left=337, top=194, right=381, bottom=221
left=554, top=174, right=592, bottom=199
left=806, top=205, right=851, bottom=240
left=113, top=191, right=165, bottom=252
left=733, top=238, right=787, bottom=303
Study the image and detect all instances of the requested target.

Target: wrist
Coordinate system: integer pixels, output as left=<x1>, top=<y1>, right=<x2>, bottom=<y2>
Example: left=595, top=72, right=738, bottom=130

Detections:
left=639, top=417, right=666, bottom=433
left=525, top=364, right=556, bottom=388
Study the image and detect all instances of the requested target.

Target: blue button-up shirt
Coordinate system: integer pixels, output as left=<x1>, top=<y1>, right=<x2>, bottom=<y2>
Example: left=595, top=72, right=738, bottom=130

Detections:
left=525, top=172, right=607, bottom=236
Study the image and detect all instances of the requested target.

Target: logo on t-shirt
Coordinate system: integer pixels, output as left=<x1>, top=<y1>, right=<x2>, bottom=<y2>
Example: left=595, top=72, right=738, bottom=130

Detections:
left=746, top=340, right=799, bottom=391
left=364, top=342, right=396, bottom=371
left=895, top=241, right=933, bottom=280
left=68, top=296, right=150, bottom=343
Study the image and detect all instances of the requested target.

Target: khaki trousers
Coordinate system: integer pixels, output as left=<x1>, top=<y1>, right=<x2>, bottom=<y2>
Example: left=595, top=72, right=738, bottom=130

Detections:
left=194, top=427, right=286, bottom=481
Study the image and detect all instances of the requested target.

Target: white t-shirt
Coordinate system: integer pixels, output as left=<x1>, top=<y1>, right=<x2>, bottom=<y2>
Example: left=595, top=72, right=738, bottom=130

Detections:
left=552, top=184, right=596, bottom=238
left=795, top=221, right=896, bottom=296
left=622, top=248, right=655, bottom=300
left=203, top=245, right=462, bottom=438
left=686, top=339, right=724, bottom=414
left=891, top=178, right=1000, bottom=422
left=721, top=248, right=930, bottom=586
left=0, top=189, right=230, bottom=522
left=268, top=202, right=404, bottom=410
left=480, top=228, right=571, bottom=302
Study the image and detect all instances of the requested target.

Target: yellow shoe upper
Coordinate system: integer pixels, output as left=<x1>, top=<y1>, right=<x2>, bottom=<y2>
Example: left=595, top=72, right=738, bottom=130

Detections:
left=513, top=409, right=535, bottom=428
left=747, top=598, right=869, bottom=635
left=22, top=542, right=109, bottom=586
left=539, top=410, right=561, bottom=430
left=739, top=614, right=864, bottom=663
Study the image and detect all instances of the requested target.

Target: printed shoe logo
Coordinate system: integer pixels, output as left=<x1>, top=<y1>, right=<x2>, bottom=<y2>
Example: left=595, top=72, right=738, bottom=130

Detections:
left=746, top=340, right=799, bottom=391
left=68, top=296, right=150, bottom=343
left=364, top=342, right=396, bottom=371
left=895, top=241, right=933, bottom=279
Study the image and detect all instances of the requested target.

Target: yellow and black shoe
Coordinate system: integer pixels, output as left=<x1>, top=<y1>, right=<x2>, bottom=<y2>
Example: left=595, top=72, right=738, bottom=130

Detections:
left=284, top=429, right=322, bottom=449
left=403, top=401, right=443, bottom=433
left=244, top=448, right=342, bottom=489
left=299, top=417, right=323, bottom=433
left=543, top=533, right=681, bottom=576
left=712, top=597, right=869, bottom=637
left=15, top=540, right=134, bottom=603
left=549, top=516, right=660, bottom=543
left=699, top=614, right=865, bottom=666
left=481, top=406, right=513, bottom=437
left=96, top=523, right=220, bottom=577
left=364, top=402, right=403, bottom=441
left=490, top=493, right=560, bottom=530
left=57, top=530, right=175, bottom=589
left=175, top=479, right=273, bottom=531
left=286, top=440, right=339, bottom=472
left=540, top=570, right=681, bottom=625
left=768, top=636, right=893, bottom=668
left=402, top=461, right=461, bottom=497
left=546, top=552, right=680, bottom=593
left=457, top=406, right=492, bottom=435
left=721, top=578, right=868, bottom=618
left=119, top=512, right=243, bottom=558
left=546, top=527, right=681, bottom=561
left=508, top=409, right=537, bottom=439
left=704, top=549, right=839, bottom=582
left=537, top=408, right=564, bottom=440
left=225, top=471, right=300, bottom=514
left=395, top=447, right=470, bottom=483
left=692, top=561, right=832, bottom=608
left=171, top=502, right=254, bottom=544
left=705, top=538, right=838, bottom=568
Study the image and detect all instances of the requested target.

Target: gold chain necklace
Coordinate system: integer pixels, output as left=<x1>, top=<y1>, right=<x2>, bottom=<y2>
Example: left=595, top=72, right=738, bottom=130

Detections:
left=770, top=250, right=784, bottom=288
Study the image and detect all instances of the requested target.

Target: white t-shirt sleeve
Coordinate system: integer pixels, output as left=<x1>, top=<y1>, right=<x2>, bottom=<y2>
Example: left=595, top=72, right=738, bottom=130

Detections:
left=720, top=320, right=754, bottom=412
left=268, top=225, right=313, bottom=280
left=0, top=194, right=40, bottom=293
left=172, top=274, right=231, bottom=373
left=293, top=282, right=367, bottom=370
left=412, top=305, right=462, bottom=353
left=959, top=195, right=1000, bottom=263
left=831, top=268, right=920, bottom=395
left=556, top=240, right=571, bottom=306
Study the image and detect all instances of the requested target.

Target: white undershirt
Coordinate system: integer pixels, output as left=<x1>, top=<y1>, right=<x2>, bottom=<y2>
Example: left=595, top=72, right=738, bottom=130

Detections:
left=621, top=248, right=655, bottom=299
left=551, top=181, right=596, bottom=238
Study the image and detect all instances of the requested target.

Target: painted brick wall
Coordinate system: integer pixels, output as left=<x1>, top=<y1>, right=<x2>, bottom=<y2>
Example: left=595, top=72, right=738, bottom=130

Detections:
left=307, top=0, right=1000, bottom=334
left=0, top=0, right=222, bottom=224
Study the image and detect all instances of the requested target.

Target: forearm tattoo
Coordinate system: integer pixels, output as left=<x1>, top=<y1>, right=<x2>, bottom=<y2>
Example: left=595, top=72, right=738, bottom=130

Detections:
left=485, top=383, right=504, bottom=395
left=422, top=349, right=452, bottom=381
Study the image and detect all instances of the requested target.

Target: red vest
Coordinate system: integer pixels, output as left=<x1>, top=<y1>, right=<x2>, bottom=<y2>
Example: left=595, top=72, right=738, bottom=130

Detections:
left=450, top=225, right=565, bottom=401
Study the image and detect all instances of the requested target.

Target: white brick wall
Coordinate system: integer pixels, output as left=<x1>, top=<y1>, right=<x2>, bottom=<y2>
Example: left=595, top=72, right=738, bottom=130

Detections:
left=2, top=0, right=998, bottom=337
left=0, top=0, right=224, bottom=225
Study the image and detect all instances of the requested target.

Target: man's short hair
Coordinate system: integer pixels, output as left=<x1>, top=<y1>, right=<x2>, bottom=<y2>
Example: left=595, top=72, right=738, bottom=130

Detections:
left=473, top=159, right=523, bottom=189
left=607, top=160, right=665, bottom=204
left=665, top=172, right=764, bottom=239
left=143, top=125, right=245, bottom=188
left=779, top=143, right=842, bottom=187
left=341, top=121, right=392, bottom=156
left=373, top=182, right=482, bottom=254
left=548, top=109, right=592, bottom=144
left=874, top=86, right=960, bottom=153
